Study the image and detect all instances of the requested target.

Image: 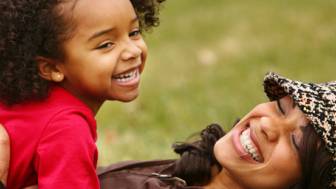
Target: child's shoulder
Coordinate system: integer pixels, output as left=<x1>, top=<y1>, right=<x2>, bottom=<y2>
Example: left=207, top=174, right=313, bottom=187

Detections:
left=0, top=85, right=96, bottom=132
left=0, top=85, right=97, bottom=144
left=46, top=86, right=93, bottom=113
left=2, top=86, right=93, bottom=115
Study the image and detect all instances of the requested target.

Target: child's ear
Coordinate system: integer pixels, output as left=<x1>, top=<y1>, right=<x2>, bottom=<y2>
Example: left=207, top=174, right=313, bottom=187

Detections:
left=36, top=56, right=64, bottom=83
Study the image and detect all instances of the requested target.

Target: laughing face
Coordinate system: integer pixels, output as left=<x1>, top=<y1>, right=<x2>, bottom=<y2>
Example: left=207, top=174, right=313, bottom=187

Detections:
left=213, top=96, right=309, bottom=189
left=56, top=0, right=147, bottom=112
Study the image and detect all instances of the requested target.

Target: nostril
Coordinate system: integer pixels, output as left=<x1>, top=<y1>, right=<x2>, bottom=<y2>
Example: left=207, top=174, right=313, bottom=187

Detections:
left=121, top=42, right=142, bottom=60
left=261, top=125, right=278, bottom=142
left=261, top=128, right=268, bottom=140
left=260, top=117, right=279, bottom=142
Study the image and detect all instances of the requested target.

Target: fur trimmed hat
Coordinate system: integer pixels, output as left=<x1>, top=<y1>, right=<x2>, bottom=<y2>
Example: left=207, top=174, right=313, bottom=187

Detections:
left=263, top=72, right=336, bottom=188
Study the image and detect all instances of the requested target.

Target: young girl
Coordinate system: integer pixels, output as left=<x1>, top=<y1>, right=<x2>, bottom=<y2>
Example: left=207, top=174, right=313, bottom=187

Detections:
left=0, top=0, right=165, bottom=188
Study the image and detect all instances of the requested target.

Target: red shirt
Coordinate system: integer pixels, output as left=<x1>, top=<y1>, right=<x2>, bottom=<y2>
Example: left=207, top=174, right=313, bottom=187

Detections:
left=0, top=86, right=99, bottom=189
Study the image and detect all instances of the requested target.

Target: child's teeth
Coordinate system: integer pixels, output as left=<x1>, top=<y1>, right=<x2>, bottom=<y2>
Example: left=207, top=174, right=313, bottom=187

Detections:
left=113, top=70, right=138, bottom=82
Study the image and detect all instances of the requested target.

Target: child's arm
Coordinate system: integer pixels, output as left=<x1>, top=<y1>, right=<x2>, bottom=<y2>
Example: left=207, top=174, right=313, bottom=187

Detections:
left=0, top=124, right=40, bottom=189
left=23, top=186, right=38, bottom=189
left=34, top=112, right=99, bottom=189
left=0, top=125, right=9, bottom=188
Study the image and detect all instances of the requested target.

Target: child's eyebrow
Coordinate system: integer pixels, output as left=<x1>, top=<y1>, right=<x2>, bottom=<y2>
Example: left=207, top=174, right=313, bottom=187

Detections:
left=131, top=17, right=139, bottom=24
left=87, top=28, right=115, bottom=42
left=87, top=17, right=139, bottom=42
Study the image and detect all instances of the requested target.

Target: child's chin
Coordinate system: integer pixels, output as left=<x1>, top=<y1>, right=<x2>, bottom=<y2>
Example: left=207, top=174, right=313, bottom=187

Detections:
left=116, top=94, right=139, bottom=103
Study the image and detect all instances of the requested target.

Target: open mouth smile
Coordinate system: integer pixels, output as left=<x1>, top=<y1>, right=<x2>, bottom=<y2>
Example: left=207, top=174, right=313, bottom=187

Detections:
left=239, top=127, right=263, bottom=162
left=233, top=123, right=264, bottom=163
left=112, top=69, right=139, bottom=83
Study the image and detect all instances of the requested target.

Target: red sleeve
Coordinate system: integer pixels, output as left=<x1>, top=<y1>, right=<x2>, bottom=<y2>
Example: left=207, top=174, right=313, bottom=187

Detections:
left=34, top=110, right=99, bottom=189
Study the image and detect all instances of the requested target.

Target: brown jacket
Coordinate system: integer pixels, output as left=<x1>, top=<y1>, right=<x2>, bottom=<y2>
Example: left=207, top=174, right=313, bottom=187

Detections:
left=98, top=159, right=203, bottom=189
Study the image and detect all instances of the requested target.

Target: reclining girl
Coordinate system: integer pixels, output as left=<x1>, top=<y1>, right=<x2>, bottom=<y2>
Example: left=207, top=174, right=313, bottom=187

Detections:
left=99, top=72, right=336, bottom=189
left=1, top=72, right=335, bottom=189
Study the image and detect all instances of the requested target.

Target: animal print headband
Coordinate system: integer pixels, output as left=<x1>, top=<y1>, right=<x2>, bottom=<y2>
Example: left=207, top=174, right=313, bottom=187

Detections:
left=263, top=72, right=336, bottom=188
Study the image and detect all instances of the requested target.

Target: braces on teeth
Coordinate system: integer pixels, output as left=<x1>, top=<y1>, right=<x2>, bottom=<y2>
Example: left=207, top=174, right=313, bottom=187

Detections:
left=240, top=129, right=262, bottom=162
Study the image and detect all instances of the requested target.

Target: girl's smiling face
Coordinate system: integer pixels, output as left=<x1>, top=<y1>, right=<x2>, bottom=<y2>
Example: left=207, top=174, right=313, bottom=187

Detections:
left=56, top=0, right=147, bottom=112
left=213, top=96, right=309, bottom=189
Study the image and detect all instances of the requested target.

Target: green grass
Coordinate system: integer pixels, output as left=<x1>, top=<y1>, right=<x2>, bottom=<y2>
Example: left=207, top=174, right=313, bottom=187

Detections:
left=96, top=0, right=336, bottom=165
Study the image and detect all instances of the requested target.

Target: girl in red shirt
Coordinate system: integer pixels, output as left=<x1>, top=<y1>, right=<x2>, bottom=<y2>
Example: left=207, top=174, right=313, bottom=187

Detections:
left=0, top=0, right=165, bottom=188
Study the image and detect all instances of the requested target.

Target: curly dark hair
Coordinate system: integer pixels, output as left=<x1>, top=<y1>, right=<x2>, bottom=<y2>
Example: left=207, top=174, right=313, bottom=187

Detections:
left=0, top=0, right=165, bottom=105
left=172, top=123, right=226, bottom=186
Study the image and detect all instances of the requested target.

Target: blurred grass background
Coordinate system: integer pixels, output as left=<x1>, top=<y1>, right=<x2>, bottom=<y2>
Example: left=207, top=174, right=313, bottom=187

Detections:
left=96, top=0, right=336, bottom=165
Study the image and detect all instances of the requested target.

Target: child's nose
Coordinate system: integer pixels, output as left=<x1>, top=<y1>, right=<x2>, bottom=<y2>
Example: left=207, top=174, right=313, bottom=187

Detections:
left=121, top=41, right=142, bottom=61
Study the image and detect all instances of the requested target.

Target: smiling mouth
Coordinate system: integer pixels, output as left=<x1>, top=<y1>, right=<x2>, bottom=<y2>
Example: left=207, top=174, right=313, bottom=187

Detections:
left=239, top=128, right=264, bottom=163
left=112, top=68, right=139, bottom=83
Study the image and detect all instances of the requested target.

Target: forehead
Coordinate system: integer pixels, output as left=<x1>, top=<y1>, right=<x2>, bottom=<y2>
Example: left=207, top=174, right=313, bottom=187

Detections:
left=69, top=0, right=137, bottom=31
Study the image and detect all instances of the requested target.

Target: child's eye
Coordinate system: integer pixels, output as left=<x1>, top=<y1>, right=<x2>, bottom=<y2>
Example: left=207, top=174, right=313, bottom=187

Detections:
left=129, top=29, right=141, bottom=38
left=96, top=41, right=114, bottom=50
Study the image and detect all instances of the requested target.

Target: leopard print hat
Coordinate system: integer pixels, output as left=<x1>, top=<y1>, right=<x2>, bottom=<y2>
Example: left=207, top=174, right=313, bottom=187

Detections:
left=263, top=72, right=336, bottom=188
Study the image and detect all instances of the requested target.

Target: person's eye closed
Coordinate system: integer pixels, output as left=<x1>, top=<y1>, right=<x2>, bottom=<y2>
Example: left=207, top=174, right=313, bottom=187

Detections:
left=95, top=41, right=115, bottom=50
left=291, top=126, right=306, bottom=152
left=276, top=100, right=286, bottom=116
left=291, top=133, right=300, bottom=151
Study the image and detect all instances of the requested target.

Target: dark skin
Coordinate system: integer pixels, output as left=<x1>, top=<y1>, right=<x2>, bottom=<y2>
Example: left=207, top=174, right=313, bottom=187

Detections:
left=0, top=125, right=9, bottom=187
left=0, top=0, right=165, bottom=188
left=0, top=125, right=37, bottom=189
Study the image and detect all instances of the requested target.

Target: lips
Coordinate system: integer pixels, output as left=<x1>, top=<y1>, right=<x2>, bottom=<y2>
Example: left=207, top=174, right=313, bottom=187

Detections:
left=112, top=67, right=140, bottom=86
left=112, top=69, right=138, bottom=82
left=240, top=128, right=263, bottom=162
left=232, top=123, right=264, bottom=163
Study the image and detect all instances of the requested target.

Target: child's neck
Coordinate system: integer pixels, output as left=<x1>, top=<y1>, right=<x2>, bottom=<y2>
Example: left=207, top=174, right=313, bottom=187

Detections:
left=60, top=85, right=104, bottom=115
left=82, top=99, right=103, bottom=115
left=76, top=95, right=104, bottom=115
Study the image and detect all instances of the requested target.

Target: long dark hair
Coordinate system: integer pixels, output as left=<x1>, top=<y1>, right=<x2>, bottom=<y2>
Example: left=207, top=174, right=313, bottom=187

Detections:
left=172, top=123, right=225, bottom=186
left=172, top=122, right=333, bottom=188
left=290, top=124, right=333, bottom=189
